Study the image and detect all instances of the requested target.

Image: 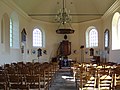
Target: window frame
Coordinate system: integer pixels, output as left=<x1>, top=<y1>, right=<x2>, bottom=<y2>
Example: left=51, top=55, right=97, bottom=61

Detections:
left=104, top=29, right=109, bottom=53
left=86, top=27, right=98, bottom=48
left=104, top=29, right=109, bottom=50
left=33, top=28, right=43, bottom=47
left=10, top=18, right=13, bottom=47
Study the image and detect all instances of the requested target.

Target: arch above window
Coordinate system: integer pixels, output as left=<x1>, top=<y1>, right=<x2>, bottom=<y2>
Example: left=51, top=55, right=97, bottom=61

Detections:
left=86, top=26, right=98, bottom=48
left=33, top=28, right=43, bottom=47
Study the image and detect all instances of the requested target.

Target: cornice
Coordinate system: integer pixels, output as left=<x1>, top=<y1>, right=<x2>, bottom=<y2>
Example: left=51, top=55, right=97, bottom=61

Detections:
left=102, top=0, right=120, bottom=19
left=1, top=0, right=31, bottom=21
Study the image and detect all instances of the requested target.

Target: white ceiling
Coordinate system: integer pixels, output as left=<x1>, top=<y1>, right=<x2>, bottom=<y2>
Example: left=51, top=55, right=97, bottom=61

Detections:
left=12, top=0, right=116, bottom=23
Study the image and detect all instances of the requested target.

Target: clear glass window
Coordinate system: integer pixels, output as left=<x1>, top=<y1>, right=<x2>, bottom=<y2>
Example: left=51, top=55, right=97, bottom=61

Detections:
left=10, top=18, right=13, bottom=47
left=33, top=28, right=42, bottom=47
left=89, top=28, right=98, bottom=47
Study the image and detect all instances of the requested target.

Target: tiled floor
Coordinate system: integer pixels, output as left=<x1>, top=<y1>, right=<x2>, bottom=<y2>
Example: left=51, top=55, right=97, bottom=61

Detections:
left=49, top=70, right=76, bottom=90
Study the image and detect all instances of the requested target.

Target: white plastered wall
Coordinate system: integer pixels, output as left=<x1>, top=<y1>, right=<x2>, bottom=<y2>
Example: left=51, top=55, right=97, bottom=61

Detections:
left=101, top=0, right=120, bottom=63
left=0, top=0, right=120, bottom=65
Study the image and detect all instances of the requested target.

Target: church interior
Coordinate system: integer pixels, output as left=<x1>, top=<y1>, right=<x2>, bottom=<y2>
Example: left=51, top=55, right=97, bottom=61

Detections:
left=1, top=0, right=120, bottom=90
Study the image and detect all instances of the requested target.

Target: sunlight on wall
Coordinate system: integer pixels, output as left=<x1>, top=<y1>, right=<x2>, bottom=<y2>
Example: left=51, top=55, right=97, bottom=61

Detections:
left=112, top=12, right=120, bottom=50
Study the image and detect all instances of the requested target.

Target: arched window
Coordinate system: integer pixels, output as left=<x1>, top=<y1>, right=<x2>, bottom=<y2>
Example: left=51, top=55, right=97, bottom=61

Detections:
left=10, top=18, right=13, bottom=47
left=33, top=28, right=43, bottom=47
left=112, top=12, right=120, bottom=50
left=10, top=12, right=19, bottom=48
left=86, top=26, right=98, bottom=48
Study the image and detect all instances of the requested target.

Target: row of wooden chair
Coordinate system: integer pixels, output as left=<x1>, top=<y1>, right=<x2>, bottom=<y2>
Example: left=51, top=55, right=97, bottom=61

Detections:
left=0, top=61, right=59, bottom=90
left=73, top=62, right=120, bottom=90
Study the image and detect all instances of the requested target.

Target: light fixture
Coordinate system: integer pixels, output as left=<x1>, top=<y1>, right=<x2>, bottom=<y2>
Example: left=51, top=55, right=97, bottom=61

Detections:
left=55, top=0, right=75, bottom=34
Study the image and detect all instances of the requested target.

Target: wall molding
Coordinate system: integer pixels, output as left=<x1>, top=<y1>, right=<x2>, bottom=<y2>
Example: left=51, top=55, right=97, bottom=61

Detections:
left=102, top=0, right=120, bottom=19
left=1, top=0, right=31, bottom=21
left=1, top=0, right=119, bottom=24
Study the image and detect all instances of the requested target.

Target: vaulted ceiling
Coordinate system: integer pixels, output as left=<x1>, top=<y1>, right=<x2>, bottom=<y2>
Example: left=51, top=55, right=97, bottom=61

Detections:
left=12, top=0, right=116, bottom=23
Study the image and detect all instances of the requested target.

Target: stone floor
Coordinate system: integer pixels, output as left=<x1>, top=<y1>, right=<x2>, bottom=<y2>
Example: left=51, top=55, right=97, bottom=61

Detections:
left=49, top=69, right=77, bottom=90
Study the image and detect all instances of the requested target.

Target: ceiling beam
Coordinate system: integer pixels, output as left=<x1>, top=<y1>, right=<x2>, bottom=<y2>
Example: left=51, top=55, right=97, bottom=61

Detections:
left=28, top=13, right=103, bottom=16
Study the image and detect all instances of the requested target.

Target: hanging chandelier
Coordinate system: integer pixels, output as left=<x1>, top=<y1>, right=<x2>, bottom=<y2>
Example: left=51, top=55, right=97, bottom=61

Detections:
left=55, top=0, right=75, bottom=34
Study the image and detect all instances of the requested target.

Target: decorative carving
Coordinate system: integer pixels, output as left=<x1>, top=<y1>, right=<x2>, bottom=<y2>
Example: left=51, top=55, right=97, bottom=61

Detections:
left=60, top=40, right=71, bottom=56
left=56, top=29, right=74, bottom=34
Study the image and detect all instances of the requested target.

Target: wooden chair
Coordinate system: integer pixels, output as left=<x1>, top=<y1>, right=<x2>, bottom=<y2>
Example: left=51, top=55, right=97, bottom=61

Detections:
left=0, top=75, right=7, bottom=90
left=5, top=67, right=16, bottom=75
left=8, top=74, right=28, bottom=90
left=26, top=75, right=40, bottom=90
left=34, top=66, right=49, bottom=90
left=98, top=68, right=112, bottom=90
left=75, top=65, right=95, bottom=90
left=40, top=67, right=49, bottom=90
left=112, top=67, right=120, bottom=90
